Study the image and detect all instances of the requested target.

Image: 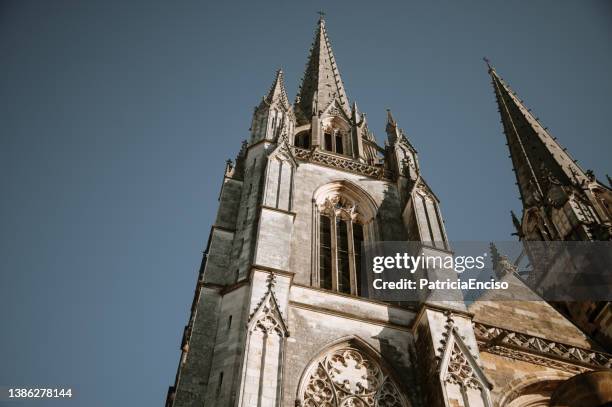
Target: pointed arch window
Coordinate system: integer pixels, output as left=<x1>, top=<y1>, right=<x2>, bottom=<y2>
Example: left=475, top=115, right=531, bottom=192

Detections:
left=323, top=129, right=346, bottom=155
left=318, top=195, right=368, bottom=296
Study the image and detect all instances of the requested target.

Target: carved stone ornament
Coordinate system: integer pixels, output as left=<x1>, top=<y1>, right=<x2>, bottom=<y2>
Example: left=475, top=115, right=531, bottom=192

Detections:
left=291, top=146, right=392, bottom=180
left=248, top=273, right=288, bottom=337
left=300, top=347, right=407, bottom=407
left=474, top=322, right=612, bottom=372
left=328, top=106, right=341, bottom=117
left=415, top=184, right=433, bottom=202
left=445, top=342, right=482, bottom=390
left=437, top=314, right=492, bottom=407
left=252, top=306, right=284, bottom=336
left=319, top=195, right=359, bottom=221
left=400, top=156, right=414, bottom=177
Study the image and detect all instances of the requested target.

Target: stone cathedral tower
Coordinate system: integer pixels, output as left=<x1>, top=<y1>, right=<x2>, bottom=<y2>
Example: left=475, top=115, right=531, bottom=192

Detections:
left=487, top=62, right=612, bottom=350
left=167, top=17, right=612, bottom=407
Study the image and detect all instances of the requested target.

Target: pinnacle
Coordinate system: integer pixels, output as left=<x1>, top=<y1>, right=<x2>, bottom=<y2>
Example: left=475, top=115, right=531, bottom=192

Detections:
left=262, top=68, right=290, bottom=110
left=386, top=109, right=396, bottom=126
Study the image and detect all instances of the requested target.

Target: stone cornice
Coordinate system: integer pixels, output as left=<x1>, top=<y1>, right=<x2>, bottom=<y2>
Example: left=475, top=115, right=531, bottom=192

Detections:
left=250, top=264, right=296, bottom=282
left=291, top=146, right=393, bottom=180
left=474, top=321, right=612, bottom=372
left=411, top=304, right=475, bottom=334
left=288, top=300, right=412, bottom=332
left=291, top=282, right=417, bottom=317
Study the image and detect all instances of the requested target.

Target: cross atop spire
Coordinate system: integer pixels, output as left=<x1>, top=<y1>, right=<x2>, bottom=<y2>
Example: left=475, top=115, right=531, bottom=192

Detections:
left=294, top=16, right=349, bottom=124
left=488, top=65, right=588, bottom=207
left=483, top=56, right=493, bottom=71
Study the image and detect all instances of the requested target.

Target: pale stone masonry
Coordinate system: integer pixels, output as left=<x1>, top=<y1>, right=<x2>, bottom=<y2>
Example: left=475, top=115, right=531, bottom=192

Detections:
left=166, top=17, right=612, bottom=407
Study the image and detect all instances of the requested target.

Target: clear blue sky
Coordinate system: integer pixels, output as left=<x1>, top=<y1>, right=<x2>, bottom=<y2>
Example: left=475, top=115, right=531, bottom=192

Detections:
left=1, top=1, right=610, bottom=405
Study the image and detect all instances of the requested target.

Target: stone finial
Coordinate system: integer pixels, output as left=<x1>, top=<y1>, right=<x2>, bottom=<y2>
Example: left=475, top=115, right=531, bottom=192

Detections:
left=490, top=242, right=517, bottom=278
left=266, top=272, right=277, bottom=290
left=510, top=210, right=523, bottom=238
left=224, top=159, right=234, bottom=177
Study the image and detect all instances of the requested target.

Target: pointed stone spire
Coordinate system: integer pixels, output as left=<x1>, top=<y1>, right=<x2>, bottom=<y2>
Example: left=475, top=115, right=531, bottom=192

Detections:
left=385, top=109, right=400, bottom=144
left=295, top=16, right=350, bottom=124
left=251, top=69, right=294, bottom=144
left=263, top=69, right=290, bottom=110
left=487, top=61, right=588, bottom=208
left=489, top=242, right=518, bottom=279
left=385, top=109, right=415, bottom=150
left=351, top=101, right=359, bottom=120
left=489, top=242, right=501, bottom=272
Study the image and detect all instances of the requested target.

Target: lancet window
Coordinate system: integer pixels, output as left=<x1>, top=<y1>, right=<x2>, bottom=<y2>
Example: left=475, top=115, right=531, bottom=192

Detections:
left=323, top=129, right=347, bottom=155
left=318, top=195, right=366, bottom=295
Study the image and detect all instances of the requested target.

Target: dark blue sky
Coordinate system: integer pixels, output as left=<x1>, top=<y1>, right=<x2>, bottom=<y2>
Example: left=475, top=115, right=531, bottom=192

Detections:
left=1, top=1, right=610, bottom=406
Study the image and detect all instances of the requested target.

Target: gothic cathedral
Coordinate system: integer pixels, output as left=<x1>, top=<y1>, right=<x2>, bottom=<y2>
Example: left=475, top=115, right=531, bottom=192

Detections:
left=166, top=17, right=612, bottom=407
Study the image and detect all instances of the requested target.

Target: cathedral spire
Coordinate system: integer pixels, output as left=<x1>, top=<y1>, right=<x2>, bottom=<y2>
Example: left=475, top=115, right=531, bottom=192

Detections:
left=295, top=16, right=350, bottom=124
left=487, top=62, right=588, bottom=208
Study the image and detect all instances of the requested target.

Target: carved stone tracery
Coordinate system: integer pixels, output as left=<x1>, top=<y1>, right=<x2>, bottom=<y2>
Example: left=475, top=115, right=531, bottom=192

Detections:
left=445, top=342, right=482, bottom=390
left=319, top=195, right=359, bottom=222
left=248, top=273, right=288, bottom=337
left=291, top=146, right=392, bottom=180
left=438, top=315, right=492, bottom=403
left=252, top=305, right=285, bottom=336
left=473, top=321, right=612, bottom=372
left=300, top=347, right=407, bottom=407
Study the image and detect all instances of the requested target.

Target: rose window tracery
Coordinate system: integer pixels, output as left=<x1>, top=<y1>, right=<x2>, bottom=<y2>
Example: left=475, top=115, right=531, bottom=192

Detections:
left=301, top=347, right=407, bottom=407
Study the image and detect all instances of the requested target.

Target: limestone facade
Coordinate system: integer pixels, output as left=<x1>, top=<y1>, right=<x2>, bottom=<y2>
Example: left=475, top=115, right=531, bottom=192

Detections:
left=166, top=17, right=612, bottom=407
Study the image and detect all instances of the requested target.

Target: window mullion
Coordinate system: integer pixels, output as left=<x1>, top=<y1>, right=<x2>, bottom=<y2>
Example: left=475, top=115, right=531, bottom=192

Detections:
left=330, top=213, right=338, bottom=291
left=347, top=220, right=357, bottom=295
left=332, top=131, right=337, bottom=153
left=314, top=205, right=320, bottom=288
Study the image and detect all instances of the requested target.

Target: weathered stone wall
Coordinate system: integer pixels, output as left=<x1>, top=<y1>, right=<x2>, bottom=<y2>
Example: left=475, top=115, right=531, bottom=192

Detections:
left=202, top=285, right=250, bottom=405
left=481, top=352, right=573, bottom=406
left=173, top=287, right=222, bottom=406
left=216, top=177, right=242, bottom=230
left=231, top=142, right=271, bottom=281
left=254, top=208, right=294, bottom=271
left=284, top=284, right=418, bottom=407
left=202, top=228, right=234, bottom=285
left=288, top=162, right=407, bottom=286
